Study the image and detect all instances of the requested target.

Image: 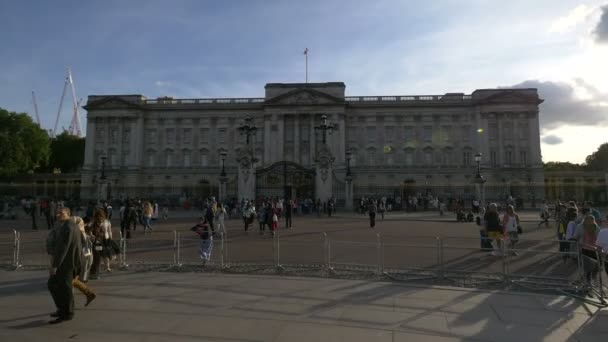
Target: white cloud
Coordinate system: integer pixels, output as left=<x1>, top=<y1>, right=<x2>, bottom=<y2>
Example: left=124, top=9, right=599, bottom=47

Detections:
left=154, top=80, right=172, bottom=87
left=549, top=4, right=594, bottom=33
left=594, top=5, right=608, bottom=43
left=541, top=135, right=563, bottom=145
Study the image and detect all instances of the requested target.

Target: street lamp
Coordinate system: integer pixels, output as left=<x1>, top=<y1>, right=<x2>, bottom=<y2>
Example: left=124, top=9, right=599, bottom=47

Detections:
left=345, top=149, right=352, bottom=177
left=314, top=114, right=337, bottom=145
left=238, top=116, right=257, bottom=145
left=473, top=153, right=486, bottom=208
left=100, top=155, right=107, bottom=181
left=220, top=151, right=227, bottom=177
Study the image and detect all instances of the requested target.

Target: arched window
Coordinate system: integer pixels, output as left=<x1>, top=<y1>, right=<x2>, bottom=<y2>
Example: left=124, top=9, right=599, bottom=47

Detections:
left=200, top=149, right=209, bottom=167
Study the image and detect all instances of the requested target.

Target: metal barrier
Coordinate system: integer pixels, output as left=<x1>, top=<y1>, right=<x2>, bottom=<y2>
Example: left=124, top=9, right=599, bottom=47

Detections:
left=0, top=230, right=17, bottom=268
left=6, top=228, right=607, bottom=306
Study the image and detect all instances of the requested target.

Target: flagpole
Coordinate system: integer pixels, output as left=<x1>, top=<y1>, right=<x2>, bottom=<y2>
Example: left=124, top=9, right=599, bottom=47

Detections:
left=304, top=48, right=308, bottom=84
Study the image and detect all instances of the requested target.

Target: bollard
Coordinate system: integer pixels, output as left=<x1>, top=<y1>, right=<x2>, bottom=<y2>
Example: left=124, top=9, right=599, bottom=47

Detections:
left=501, top=237, right=509, bottom=282
left=219, top=232, right=225, bottom=268
left=120, top=233, right=129, bottom=270
left=275, top=231, right=283, bottom=272
left=376, top=233, right=383, bottom=275
left=437, top=237, right=444, bottom=280
left=176, top=232, right=182, bottom=268
left=222, top=230, right=229, bottom=269
left=321, top=232, right=331, bottom=273
left=12, top=230, right=22, bottom=270
left=172, top=230, right=178, bottom=267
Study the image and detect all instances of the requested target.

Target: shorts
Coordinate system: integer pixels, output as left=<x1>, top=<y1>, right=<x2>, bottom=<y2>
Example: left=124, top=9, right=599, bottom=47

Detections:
left=487, top=231, right=503, bottom=240
left=506, top=231, right=519, bottom=242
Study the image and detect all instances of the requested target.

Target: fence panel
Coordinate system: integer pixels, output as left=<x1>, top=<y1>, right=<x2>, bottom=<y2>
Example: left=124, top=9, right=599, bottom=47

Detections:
left=382, top=237, right=439, bottom=280
left=441, top=237, right=506, bottom=282
left=17, top=237, right=49, bottom=268
left=328, top=239, right=378, bottom=274
left=178, top=233, right=224, bottom=268
left=122, top=231, right=176, bottom=268
left=224, top=234, right=276, bottom=272
left=506, top=239, right=580, bottom=284
left=275, top=233, right=325, bottom=276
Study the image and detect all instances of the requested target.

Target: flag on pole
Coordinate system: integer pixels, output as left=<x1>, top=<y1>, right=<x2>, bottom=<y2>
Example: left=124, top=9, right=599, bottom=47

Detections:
left=304, top=48, right=308, bottom=55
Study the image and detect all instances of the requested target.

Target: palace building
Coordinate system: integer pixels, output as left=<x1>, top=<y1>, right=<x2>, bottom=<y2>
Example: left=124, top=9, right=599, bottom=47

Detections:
left=81, top=82, right=545, bottom=207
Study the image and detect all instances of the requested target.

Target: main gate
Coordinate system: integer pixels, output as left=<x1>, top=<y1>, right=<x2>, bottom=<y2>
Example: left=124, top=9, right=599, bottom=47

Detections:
left=256, top=161, right=315, bottom=199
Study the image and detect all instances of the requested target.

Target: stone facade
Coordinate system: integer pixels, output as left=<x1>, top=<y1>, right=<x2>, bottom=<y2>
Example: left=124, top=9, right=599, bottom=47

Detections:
left=81, top=82, right=545, bottom=206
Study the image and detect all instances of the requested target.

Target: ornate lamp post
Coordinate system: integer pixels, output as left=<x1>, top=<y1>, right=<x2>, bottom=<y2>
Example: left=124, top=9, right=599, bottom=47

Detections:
left=474, top=153, right=486, bottom=209
left=238, top=116, right=257, bottom=145
left=314, top=114, right=337, bottom=145
left=100, top=155, right=107, bottom=181
left=98, top=154, right=108, bottom=201
left=219, top=150, right=228, bottom=202
left=345, top=149, right=354, bottom=210
left=220, top=151, right=227, bottom=177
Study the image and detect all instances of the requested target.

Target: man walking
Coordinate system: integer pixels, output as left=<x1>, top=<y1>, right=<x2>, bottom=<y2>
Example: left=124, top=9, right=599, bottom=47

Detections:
left=47, top=207, right=84, bottom=324
left=284, top=199, right=293, bottom=229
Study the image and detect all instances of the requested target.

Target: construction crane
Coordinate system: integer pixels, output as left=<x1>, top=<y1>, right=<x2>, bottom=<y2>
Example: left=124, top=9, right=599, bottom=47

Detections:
left=31, top=90, right=41, bottom=125
left=52, top=67, right=82, bottom=137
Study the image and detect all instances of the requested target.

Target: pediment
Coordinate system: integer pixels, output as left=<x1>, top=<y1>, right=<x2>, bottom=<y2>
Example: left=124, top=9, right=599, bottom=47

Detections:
left=479, top=91, right=543, bottom=105
left=83, top=96, right=143, bottom=110
left=265, top=88, right=344, bottom=106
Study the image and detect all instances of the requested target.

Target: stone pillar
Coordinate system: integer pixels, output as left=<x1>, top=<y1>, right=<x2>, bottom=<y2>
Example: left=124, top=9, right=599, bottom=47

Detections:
left=310, top=116, right=316, bottom=160
left=84, top=118, right=96, bottom=168
left=264, top=118, right=271, bottom=165
left=219, top=176, right=228, bottom=202
left=134, top=114, right=144, bottom=168
left=294, top=115, right=300, bottom=163
left=278, top=115, right=284, bottom=161
left=345, top=175, right=353, bottom=211
left=529, top=111, right=542, bottom=166
left=237, top=148, right=256, bottom=202
left=315, top=145, right=334, bottom=203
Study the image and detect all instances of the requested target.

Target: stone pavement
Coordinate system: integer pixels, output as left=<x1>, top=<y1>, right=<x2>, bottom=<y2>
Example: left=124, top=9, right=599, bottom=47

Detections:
left=1, top=270, right=606, bottom=341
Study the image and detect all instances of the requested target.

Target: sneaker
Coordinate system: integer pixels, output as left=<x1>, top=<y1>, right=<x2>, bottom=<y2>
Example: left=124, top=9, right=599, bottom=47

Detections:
left=490, top=250, right=503, bottom=257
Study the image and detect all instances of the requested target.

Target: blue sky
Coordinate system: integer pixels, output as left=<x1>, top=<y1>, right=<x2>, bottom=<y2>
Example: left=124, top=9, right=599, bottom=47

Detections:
left=1, top=0, right=607, bottom=163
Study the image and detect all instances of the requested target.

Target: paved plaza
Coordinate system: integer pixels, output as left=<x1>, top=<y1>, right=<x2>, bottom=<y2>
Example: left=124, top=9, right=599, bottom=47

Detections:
left=0, top=270, right=607, bottom=341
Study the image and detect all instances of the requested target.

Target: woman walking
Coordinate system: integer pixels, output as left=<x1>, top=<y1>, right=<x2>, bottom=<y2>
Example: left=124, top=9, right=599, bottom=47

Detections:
left=142, top=201, right=153, bottom=233
left=502, top=205, right=520, bottom=256
left=89, top=209, right=111, bottom=279
left=574, top=215, right=600, bottom=285
left=215, top=203, right=228, bottom=238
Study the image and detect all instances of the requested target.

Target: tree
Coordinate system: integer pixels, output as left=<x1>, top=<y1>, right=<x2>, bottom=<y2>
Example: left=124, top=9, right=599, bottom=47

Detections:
left=0, top=107, right=50, bottom=178
left=48, top=131, right=86, bottom=173
left=543, top=161, right=584, bottom=171
left=584, top=142, right=608, bottom=171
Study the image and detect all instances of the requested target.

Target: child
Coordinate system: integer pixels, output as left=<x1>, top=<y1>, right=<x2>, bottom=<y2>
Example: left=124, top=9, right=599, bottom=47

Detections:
left=271, top=210, right=278, bottom=237
left=190, top=217, right=212, bottom=266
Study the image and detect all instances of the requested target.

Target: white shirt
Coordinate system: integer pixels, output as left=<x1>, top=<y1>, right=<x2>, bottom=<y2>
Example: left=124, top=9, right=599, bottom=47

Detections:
left=596, top=228, right=608, bottom=253
left=565, top=221, right=577, bottom=240
left=504, top=214, right=518, bottom=232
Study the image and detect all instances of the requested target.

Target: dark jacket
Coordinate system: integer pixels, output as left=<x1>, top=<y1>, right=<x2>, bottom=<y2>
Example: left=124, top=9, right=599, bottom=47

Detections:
left=484, top=211, right=502, bottom=232
left=51, top=221, right=84, bottom=278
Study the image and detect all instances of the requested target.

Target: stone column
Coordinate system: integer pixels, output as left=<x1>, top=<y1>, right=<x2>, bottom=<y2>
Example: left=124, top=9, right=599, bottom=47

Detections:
left=84, top=118, right=96, bottom=168
left=345, top=175, right=353, bottom=211
left=134, top=114, right=144, bottom=168
left=529, top=111, right=542, bottom=166
left=219, top=176, right=228, bottom=202
left=237, top=149, right=256, bottom=202
left=315, top=145, right=334, bottom=203
left=310, top=116, right=316, bottom=160
left=278, top=115, right=284, bottom=161
left=294, top=115, right=300, bottom=163
left=264, top=117, right=271, bottom=165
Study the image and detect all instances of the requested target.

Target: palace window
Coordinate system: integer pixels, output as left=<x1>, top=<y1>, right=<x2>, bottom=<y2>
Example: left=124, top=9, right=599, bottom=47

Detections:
left=463, top=150, right=472, bottom=166
left=110, top=129, right=117, bottom=144
left=367, top=127, right=376, bottom=143
left=385, top=126, right=395, bottom=143
left=518, top=123, right=529, bottom=140
left=404, top=127, right=414, bottom=143
left=490, top=150, right=497, bottom=167
left=199, top=128, right=209, bottom=144
left=183, top=152, right=191, bottom=167
left=147, top=129, right=157, bottom=144
left=200, top=151, right=209, bottom=167
left=461, top=126, right=471, bottom=142
left=95, top=127, right=105, bottom=143
left=505, top=150, right=513, bottom=165
left=166, top=151, right=173, bottom=168
left=424, top=151, right=433, bottom=165
left=441, top=126, right=450, bottom=142
left=148, top=153, right=155, bottom=167
left=109, top=150, right=118, bottom=168
left=218, top=128, right=227, bottom=144
left=183, top=128, right=192, bottom=144
left=520, top=150, right=527, bottom=166
left=404, top=150, right=414, bottom=166
left=489, top=124, right=498, bottom=140
left=123, top=128, right=130, bottom=144
left=367, top=149, right=376, bottom=166
left=423, top=126, right=432, bottom=142
left=166, top=128, right=175, bottom=145
left=121, top=151, right=129, bottom=166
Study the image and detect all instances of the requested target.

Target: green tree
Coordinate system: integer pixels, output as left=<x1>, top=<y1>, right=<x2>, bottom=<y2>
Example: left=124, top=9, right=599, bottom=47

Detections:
left=48, top=131, right=86, bottom=173
left=543, top=161, right=584, bottom=171
left=0, top=107, right=50, bottom=177
left=584, top=142, right=608, bottom=171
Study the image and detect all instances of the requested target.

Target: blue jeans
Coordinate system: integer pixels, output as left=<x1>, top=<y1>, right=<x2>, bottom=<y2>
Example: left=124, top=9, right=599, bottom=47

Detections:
left=144, top=216, right=152, bottom=231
